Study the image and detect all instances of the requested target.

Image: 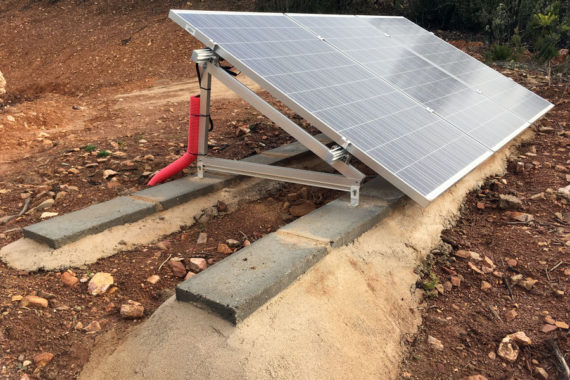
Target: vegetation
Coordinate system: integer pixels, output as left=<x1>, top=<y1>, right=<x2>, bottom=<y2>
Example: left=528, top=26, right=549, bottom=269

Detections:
left=255, top=0, right=569, bottom=63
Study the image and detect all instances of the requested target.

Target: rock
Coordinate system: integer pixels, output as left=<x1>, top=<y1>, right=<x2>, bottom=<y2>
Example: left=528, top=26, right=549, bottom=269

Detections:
left=545, top=315, right=556, bottom=325
left=504, top=211, right=533, bottom=222
left=217, top=200, right=227, bottom=212
left=443, top=281, right=453, bottom=292
left=476, top=202, right=485, bottom=209
left=555, top=321, right=569, bottom=329
left=518, top=277, right=538, bottom=290
left=21, top=295, right=48, bottom=308
left=217, top=243, right=233, bottom=254
left=450, top=276, right=461, bottom=287
left=33, top=352, right=54, bottom=368
left=506, top=258, right=517, bottom=266
left=189, top=258, right=207, bottom=272
left=226, top=239, right=240, bottom=247
left=499, top=194, right=522, bottom=209
left=483, top=256, right=495, bottom=268
left=11, top=295, right=23, bottom=302
left=289, top=201, right=316, bottom=217
left=36, top=198, right=55, bottom=211
left=184, top=271, right=196, bottom=281
left=555, top=164, right=567, bottom=172
left=55, top=191, right=67, bottom=201
left=84, top=320, right=102, bottom=333
left=0, top=70, right=6, bottom=97
left=535, top=367, right=548, bottom=379
left=508, top=331, right=532, bottom=345
left=243, top=240, right=251, bottom=247
left=40, top=212, right=58, bottom=219
left=61, top=272, right=79, bottom=287
left=481, top=281, right=492, bottom=291
left=74, top=321, right=83, bottom=330
left=461, top=376, right=488, bottom=380
left=88, top=272, right=114, bottom=295
left=103, top=169, right=118, bottom=179
left=155, top=240, right=170, bottom=250
left=488, top=351, right=496, bottom=360
left=146, top=275, right=160, bottom=284
left=541, top=324, right=557, bottom=333
left=435, top=284, right=444, bottom=295
left=504, top=309, right=518, bottom=322
left=468, top=262, right=484, bottom=274
left=427, top=335, right=444, bottom=350
left=68, top=167, right=80, bottom=175
left=168, top=260, right=187, bottom=278
left=112, top=151, right=127, bottom=158
left=120, top=300, right=144, bottom=319
left=196, top=232, right=207, bottom=244
left=143, top=154, right=154, bottom=161
left=455, top=250, right=481, bottom=260
left=558, top=185, right=570, bottom=200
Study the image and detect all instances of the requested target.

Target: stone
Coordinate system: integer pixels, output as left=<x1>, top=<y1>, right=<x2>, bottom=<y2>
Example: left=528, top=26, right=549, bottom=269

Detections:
left=155, top=240, right=170, bottom=250
left=243, top=240, right=251, bottom=247
left=451, top=276, right=461, bottom=287
left=504, top=309, right=518, bottom=322
left=21, top=295, right=48, bottom=308
left=541, top=324, right=557, bottom=333
left=488, top=351, right=496, bottom=360
left=74, top=321, right=83, bottom=330
left=508, top=331, right=532, bottom=345
left=33, top=352, right=54, bottom=368
left=468, top=262, right=484, bottom=274
left=518, top=277, right=538, bottom=290
left=544, top=315, right=556, bottom=325
left=103, top=169, right=118, bottom=179
left=11, top=295, right=23, bottom=302
left=146, top=275, right=160, bottom=284
left=120, top=300, right=144, bottom=319
left=0, top=70, right=5, bottom=97
left=497, top=339, right=519, bottom=362
left=36, top=198, right=55, bottom=211
left=40, top=212, right=59, bottom=219
left=499, top=194, right=522, bottom=209
left=84, top=320, right=101, bottom=333
left=112, top=151, right=127, bottom=159
left=535, top=367, right=548, bottom=379
left=226, top=239, right=240, bottom=247
left=68, top=167, right=80, bottom=175
left=483, top=256, right=495, bottom=268
left=196, top=232, right=207, bottom=244
left=289, top=201, right=316, bottom=217
left=435, top=284, right=444, bottom=295
left=555, top=321, right=569, bottom=329
left=427, top=335, right=444, bottom=350
left=506, top=258, right=518, bottom=267
left=443, top=281, right=453, bottom=292
left=476, top=202, right=485, bottom=209
left=455, top=250, right=481, bottom=260
left=558, top=185, right=570, bottom=200
left=189, top=258, right=208, bottom=272
left=55, top=191, right=67, bottom=201
left=217, top=200, right=228, bottom=212
left=217, top=243, right=233, bottom=254
left=461, top=376, right=488, bottom=380
left=88, top=272, right=114, bottom=296
left=61, top=272, right=79, bottom=287
left=184, top=271, right=196, bottom=281
left=481, top=281, right=492, bottom=292
left=504, top=211, right=533, bottom=222
left=168, top=260, right=187, bottom=278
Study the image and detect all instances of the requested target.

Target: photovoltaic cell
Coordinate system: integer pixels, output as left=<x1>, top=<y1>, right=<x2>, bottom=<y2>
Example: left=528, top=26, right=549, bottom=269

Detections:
left=363, top=16, right=552, bottom=124
left=169, top=10, right=552, bottom=206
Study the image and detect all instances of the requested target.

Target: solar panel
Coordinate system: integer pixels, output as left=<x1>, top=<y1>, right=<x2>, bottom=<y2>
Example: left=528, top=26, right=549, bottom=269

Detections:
left=169, top=10, right=552, bottom=206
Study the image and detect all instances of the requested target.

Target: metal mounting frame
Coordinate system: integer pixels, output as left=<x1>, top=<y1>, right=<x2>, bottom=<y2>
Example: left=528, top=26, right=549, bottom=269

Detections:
left=193, top=49, right=365, bottom=206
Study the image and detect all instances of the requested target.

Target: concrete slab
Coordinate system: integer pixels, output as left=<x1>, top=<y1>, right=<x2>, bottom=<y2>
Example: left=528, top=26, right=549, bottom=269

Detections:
left=23, top=197, right=156, bottom=249
left=176, top=234, right=328, bottom=324
left=278, top=177, right=404, bottom=248
left=132, top=173, right=235, bottom=210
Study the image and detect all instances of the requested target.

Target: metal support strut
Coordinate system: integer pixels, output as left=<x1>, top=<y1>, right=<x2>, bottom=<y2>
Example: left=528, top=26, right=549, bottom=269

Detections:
left=191, top=48, right=365, bottom=206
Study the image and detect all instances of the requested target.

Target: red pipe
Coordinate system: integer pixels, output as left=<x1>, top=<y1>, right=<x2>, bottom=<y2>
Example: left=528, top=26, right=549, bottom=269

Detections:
left=148, top=95, right=201, bottom=186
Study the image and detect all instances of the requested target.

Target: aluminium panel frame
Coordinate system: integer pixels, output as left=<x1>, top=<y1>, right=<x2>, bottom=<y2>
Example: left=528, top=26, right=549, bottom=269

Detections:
left=193, top=54, right=365, bottom=206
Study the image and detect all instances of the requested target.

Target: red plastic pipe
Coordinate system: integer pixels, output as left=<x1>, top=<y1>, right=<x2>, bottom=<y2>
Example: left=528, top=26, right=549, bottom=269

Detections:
left=148, top=95, right=201, bottom=186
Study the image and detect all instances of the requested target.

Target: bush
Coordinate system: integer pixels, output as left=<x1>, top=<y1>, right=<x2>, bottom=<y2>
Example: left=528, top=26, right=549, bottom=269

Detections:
left=490, top=43, right=513, bottom=60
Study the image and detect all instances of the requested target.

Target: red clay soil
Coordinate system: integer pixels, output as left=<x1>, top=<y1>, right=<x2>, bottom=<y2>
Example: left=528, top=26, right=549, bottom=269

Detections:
left=1, top=1, right=569, bottom=379
left=400, top=77, right=569, bottom=379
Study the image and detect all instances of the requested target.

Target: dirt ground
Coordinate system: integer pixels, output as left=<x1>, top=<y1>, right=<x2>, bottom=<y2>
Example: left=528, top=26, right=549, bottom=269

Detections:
left=0, top=0, right=568, bottom=379
left=400, top=78, right=569, bottom=379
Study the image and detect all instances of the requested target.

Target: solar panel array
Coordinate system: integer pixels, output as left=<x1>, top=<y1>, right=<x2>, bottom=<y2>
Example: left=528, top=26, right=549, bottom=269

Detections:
left=169, top=10, right=552, bottom=206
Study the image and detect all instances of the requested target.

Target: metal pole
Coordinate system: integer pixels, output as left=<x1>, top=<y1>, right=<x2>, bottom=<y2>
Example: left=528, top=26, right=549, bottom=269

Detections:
left=197, top=62, right=212, bottom=178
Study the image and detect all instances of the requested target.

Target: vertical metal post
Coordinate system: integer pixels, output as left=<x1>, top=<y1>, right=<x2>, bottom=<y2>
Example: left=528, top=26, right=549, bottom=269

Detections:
left=197, top=62, right=212, bottom=178
left=350, top=186, right=360, bottom=207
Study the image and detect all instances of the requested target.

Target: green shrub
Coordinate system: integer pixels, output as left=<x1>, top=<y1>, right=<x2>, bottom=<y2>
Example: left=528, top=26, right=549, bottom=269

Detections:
left=97, top=150, right=110, bottom=157
left=490, top=43, right=513, bottom=60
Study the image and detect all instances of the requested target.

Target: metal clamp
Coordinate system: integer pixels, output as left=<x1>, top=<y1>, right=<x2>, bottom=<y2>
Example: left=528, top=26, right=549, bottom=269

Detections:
left=192, top=48, right=215, bottom=63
